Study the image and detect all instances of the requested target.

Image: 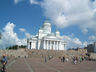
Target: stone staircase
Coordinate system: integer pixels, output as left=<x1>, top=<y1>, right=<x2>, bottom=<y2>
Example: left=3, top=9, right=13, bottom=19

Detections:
left=0, top=49, right=28, bottom=58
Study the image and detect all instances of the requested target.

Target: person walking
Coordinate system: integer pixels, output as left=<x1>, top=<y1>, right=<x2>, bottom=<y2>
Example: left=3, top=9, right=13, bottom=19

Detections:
left=0, top=54, right=8, bottom=72
left=62, top=56, right=65, bottom=62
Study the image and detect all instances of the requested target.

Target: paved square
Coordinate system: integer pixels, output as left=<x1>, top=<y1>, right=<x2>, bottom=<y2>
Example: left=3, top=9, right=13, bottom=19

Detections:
left=7, top=57, right=96, bottom=72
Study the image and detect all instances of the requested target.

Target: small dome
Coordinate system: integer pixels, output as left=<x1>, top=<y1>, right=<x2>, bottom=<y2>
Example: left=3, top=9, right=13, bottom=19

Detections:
left=44, top=20, right=49, bottom=23
left=39, top=28, right=43, bottom=32
left=56, top=30, right=60, bottom=33
left=55, top=30, right=60, bottom=36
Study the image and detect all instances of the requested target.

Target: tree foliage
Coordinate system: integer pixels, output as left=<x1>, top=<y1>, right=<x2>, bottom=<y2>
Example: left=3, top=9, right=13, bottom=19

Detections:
left=7, top=45, right=26, bottom=50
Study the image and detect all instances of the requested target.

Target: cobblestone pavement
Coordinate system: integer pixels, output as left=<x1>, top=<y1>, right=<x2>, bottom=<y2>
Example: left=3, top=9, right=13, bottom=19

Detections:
left=7, top=58, right=96, bottom=72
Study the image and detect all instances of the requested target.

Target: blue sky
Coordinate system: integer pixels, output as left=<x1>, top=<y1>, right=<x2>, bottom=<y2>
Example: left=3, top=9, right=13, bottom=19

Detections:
left=0, top=0, right=96, bottom=49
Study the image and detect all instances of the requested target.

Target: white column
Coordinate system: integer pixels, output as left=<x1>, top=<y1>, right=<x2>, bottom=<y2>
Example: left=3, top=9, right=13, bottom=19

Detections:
left=50, top=41, right=52, bottom=50
left=47, top=40, right=48, bottom=50
left=31, top=41, right=32, bottom=49
left=38, top=40, right=39, bottom=49
left=48, top=40, right=49, bottom=50
left=57, top=41, right=58, bottom=50
left=52, top=41, right=53, bottom=50
left=57, top=41, right=59, bottom=50
left=49, top=40, right=51, bottom=50
left=44, top=40, right=45, bottom=49
left=64, top=43, right=66, bottom=50
left=55, top=41, right=56, bottom=50
left=59, top=42, right=61, bottom=50
left=53, top=41, right=55, bottom=50
left=56, top=41, right=58, bottom=50
left=55, top=41, right=57, bottom=50
left=45, top=40, right=47, bottom=49
left=58, top=41, right=59, bottom=50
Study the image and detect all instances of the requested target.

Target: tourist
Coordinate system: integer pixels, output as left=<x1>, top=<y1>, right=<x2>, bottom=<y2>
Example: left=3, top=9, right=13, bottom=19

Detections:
left=79, top=57, right=82, bottom=63
left=65, top=58, right=69, bottom=62
left=62, top=56, right=65, bottom=62
left=72, top=56, right=78, bottom=65
left=74, top=59, right=77, bottom=64
left=0, top=54, right=8, bottom=72
left=48, top=55, right=53, bottom=60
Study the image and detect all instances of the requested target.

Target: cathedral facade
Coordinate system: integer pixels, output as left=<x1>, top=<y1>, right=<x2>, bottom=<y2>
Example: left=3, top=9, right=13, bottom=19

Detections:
left=27, top=21, right=67, bottom=50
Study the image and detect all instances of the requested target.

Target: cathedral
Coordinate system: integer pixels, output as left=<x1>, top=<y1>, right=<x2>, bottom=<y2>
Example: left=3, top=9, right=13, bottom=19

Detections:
left=27, top=21, right=67, bottom=50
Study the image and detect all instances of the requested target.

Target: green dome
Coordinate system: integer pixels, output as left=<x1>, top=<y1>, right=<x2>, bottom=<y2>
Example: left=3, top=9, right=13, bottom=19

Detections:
left=56, top=30, right=59, bottom=32
left=44, top=20, right=50, bottom=23
left=43, top=20, right=51, bottom=27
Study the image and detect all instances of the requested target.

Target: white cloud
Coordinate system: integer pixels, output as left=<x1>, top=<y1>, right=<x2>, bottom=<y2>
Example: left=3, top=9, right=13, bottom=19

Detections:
left=82, top=28, right=88, bottom=34
left=14, top=0, right=19, bottom=4
left=19, top=28, right=32, bottom=38
left=19, top=28, right=26, bottom=32
left=17, top=39, right=27, bottom=46
left=88, top=35, right=96, bottom=41
left=14, top=0, right=39, bottom=4
left=29, top=0, right=39, bottom=4
left=41, top=0, right=96, bottom=33
left=14, top=0, right=24, bottom=4
left=0, top=22, right=27, bottom=49
left=83, top=41, right=88, bottom=47
left=88, top=34, right=96, bottom=44
left=63, top=35, right=88, bottom=49
left=25, top=33, right=32, bottom=38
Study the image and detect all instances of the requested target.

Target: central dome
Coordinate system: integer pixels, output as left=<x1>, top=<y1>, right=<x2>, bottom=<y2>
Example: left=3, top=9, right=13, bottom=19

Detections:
left=42, top=20, right=51, bottom=34
left=43, top=20, right=51, bottom=27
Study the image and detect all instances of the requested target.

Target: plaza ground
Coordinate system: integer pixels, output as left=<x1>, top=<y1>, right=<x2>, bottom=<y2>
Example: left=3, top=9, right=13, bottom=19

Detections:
left=7, top=57, right=96, bottom=72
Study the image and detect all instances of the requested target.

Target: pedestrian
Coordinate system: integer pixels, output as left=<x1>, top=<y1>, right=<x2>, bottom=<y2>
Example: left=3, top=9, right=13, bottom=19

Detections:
left=62, top=56, right=65, bottom=62
left=74, top=57, right=78, bottom=65
left=79, top=57, right=82, bottom=63
left=0, top=54, right=8, bottom=72
left=65, top=58, right=69, bottom=62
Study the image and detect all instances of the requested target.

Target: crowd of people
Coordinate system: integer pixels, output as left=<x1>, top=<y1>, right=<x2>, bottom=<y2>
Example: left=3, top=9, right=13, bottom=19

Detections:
left=59, top=53, right=95, bottom=65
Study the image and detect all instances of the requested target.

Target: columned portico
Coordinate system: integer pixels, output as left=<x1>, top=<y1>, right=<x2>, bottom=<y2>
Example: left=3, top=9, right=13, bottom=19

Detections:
left=43, top=40, right=63, bottom=50
left=28, top=37, right=66, bottom=50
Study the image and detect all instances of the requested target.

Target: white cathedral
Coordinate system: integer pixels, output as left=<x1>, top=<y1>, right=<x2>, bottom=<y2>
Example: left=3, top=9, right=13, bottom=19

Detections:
left=27, top=21, right=67, bottom=50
